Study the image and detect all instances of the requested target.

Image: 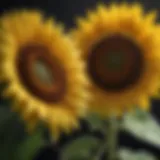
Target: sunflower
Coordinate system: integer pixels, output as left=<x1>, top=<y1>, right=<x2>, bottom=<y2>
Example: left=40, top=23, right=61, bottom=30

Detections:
left=71, top=3, right=160, bottom=116
left=0, top=10, right=89, bottom=138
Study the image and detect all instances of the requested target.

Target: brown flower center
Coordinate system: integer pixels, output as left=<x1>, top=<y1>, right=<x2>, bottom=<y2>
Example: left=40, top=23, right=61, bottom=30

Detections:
left=87, top=34, right=144, bottom=92
left=16, top=44, right=66, bottom=103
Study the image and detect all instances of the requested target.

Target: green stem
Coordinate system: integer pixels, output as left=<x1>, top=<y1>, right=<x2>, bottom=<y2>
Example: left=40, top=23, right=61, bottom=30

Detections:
left=92, top=141, right=107, bottom=160
left=107, top=116, right=118, bottom=160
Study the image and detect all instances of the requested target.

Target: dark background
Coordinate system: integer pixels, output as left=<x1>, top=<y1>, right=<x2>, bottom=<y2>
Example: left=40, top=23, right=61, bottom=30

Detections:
left=0, top=0, right=160, bottom=159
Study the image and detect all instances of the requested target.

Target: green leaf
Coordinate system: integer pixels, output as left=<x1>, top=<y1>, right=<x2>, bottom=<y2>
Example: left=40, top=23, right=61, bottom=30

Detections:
left=0, top=111, right=26, bottom=160
left=60, top=135, right=100, bottom=160
left=0, top=106, right=13, bottom=126
left=16, top=129, right=45, bottom=160
left=0, top=106, right=45, bottom=160
left=122, top=109, right=160, bottom=148
left=86, top=113, right=105, bottom=131
left=118, top=148, right=157, bottom=160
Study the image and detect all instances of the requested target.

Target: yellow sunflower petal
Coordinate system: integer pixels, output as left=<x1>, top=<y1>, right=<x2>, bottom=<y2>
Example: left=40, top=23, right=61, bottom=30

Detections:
left=0, top=10, right=89, bottom=138
left=71, top=3, right=160, bottom=117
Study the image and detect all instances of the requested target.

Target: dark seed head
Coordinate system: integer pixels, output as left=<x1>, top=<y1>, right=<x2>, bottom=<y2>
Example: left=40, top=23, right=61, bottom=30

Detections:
left=87, top=34, right=144, bottom=92
left=16, top=44, right=66, bottom=103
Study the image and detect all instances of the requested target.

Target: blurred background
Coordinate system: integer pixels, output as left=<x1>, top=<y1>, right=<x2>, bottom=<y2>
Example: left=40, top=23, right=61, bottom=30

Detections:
left=0, top=0, right=160, bottom=160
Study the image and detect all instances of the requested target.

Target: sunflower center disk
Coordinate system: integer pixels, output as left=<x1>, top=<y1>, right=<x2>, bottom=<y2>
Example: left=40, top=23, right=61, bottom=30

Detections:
left=17, top=45, right=66, bottom=103
left=88, top=34, right=144, bottom=92
left=33, top=59, right=54, bottom=87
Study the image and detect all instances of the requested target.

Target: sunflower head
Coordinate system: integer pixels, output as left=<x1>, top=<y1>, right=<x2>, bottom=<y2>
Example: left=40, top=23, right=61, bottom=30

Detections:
left=0, top=10, right=89, bottom=139
left=72, top=3, right=160, bottom=116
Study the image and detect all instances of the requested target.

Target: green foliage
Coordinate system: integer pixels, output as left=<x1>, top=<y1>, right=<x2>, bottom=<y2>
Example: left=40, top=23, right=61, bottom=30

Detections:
left=0, top=102, right=160, bottom=160
left=85, top=109, right=160, bottom=160
left=86, top=113, right=106, bottom=131
left=122, top=109, right=160, bottom=148
left=0, top=106, right=22, bottom=160
left=0, top=105, right=45, bottom=160
left=60, top=135, right=101, bottom=160
left=118, top=148, right=157, bottom=160
left=16, top=130, right=45, bottom=160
